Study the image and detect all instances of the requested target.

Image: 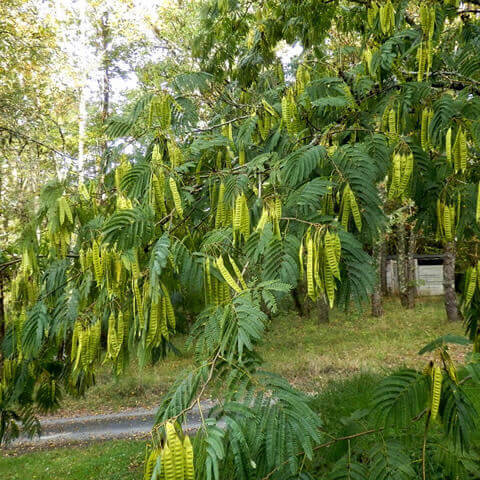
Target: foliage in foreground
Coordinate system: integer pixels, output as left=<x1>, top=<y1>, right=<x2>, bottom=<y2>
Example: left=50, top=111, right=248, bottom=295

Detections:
left=2, top=0, right=480, bottom=479
left=2, top=369, right=479, bottom=480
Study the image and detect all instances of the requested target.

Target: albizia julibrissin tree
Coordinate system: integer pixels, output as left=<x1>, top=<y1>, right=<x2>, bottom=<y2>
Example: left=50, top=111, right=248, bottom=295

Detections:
left=2, top=0, right=480, bottom=478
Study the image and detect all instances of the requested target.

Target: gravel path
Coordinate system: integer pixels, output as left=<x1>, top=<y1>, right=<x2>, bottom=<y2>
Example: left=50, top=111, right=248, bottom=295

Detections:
left=6, top=402, right=215, bottom=451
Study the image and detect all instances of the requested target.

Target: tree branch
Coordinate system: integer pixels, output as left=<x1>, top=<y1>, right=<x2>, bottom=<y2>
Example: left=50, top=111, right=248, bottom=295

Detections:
left=262, top=428, right=382, bottom=480
left=0, top=126, right=75, bottom=160
left=192, top=115, right=251, bottom=133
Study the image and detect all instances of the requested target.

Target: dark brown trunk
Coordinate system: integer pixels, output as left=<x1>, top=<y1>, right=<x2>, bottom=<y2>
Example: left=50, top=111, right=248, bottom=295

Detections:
left=292, top=281, right=315, bottom=317
left=397, top=221, right=408, bottom=307
left=443, top=241, right=459, bottom=322
left=371, top=241, right=384, bottom=317
left=292, top=287, right=305, bottom=316
left=380, top=240, right=388, bottom=296
left=406, top=228, right=416, bottom=309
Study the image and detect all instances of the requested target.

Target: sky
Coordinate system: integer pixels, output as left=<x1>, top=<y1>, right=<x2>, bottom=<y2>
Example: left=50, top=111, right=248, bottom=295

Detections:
left=41, top=0, right=302, bottom=106
left=34, top=0, right=303, bottom=175
left=41, top=0, right=165, bottom=102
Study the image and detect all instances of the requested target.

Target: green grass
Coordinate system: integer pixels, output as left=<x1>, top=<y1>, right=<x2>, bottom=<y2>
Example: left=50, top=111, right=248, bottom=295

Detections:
left=4, top=372, right=478, bottom=479
left=262, top=296, right=466, bottom=392
left=3, top=351, right=479, bottom=479
left=0, top=376, right=384, bottom=479
left=0, top=440, right=145, bottom=479
left=54, top=296, right=465, bottom=415
left=58, top=345, right=192, bottom=415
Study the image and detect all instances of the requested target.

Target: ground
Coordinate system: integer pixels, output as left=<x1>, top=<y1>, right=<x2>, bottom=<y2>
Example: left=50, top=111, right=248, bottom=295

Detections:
left=0, top=297, right=470, bottom=479
left=53, top=296, right=464, bottom=416
left=0, top=440, right=146, bottom=479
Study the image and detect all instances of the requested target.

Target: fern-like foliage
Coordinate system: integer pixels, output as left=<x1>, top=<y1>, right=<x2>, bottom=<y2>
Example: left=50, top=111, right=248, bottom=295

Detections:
left=440, top=377, right=478, bottom=452
left=372, top=369, right=429, bottom=428
left=102, top=207, right=154, bottom=251
left=328, top=455, right=369, bottom=480
left=106, top=93, right=153, bottom=138
left=369, top=440, right=415, bottom=480
left=282, top=145, right=326, bottom=187
left=4, top=2, right=480, bottom=479
left=149, top=233, right=170, bottom=291
left=21, top=303, right=50, bottom=359
left=192, top=372, right=322, bottom=480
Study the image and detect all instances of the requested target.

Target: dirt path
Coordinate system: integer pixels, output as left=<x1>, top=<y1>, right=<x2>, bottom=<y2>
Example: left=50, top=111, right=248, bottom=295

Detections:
left=7, top=402, right=214, bottom=452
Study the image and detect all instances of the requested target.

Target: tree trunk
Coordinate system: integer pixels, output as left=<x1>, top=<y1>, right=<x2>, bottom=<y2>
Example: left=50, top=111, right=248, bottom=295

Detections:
left=100, top=11, right=110, bottom=126
left=406, top=228, right=416, bottom=309
left=292, top=281, right=314, bottom=317
left=371, top=241, right=384, bottom=317
left=98, top=11, right=111, bottom=186
left=292, top=287, right=305, bottom=316
left=317, top=295, right=330, bottom=323
left=443, top=241, right=459, bottom=322
left=77, top=0, right=88, bottom=182
left=0, top=169, right=6, bottom=341
left=0, top=169, right=4, bottom=344
left=380, top=240, right=388, bottom=296
left=396, top=221, right=408, bottom=307
left=0, top=273, right=5, bottom=341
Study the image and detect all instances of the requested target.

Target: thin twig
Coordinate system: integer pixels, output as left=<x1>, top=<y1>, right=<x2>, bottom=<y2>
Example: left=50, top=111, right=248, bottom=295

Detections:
left=192, top=115, right=251, bottom=133
left=152, top=350, right=221, bottom=432
left=0, top=126, right=76, bottom=160
left=262, top=428, right=382, bottom=480
left=0, top=259, right=21, bottom=271
left=422, top=412, right=431, bottom=480
left=280, top=217, right=326, bottom=228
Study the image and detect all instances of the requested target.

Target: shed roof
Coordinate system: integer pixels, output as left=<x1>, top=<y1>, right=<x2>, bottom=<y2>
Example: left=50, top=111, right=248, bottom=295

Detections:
left=386, top=254, right=444, bottom=261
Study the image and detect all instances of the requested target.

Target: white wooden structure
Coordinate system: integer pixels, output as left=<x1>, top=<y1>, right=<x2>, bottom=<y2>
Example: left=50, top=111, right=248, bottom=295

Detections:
left=386, top=255, right=444, bottom=296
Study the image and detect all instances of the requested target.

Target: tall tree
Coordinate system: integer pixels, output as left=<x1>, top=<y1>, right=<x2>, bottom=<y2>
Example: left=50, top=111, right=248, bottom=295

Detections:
left=0, top=0, right=76, bottom=245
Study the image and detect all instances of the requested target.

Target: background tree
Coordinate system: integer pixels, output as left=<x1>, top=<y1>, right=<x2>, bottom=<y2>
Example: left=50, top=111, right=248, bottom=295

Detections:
left=0, top=0, right=76, bottom=245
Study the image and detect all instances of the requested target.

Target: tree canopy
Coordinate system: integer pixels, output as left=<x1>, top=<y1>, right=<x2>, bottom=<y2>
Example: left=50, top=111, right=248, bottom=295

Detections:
left=2, top=0, right=480, bottom=478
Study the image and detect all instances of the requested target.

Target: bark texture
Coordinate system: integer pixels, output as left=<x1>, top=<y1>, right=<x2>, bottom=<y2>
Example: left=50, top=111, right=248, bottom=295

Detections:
left=443, top=241, right=459, bottom=322
left=77, top=0, right=87, bottom=181
left=396, top=221, right=408, bottom=307
left=292, top=287, right=305, bottom=316
left=371, top=241, right=384, bottom=317
left=0, top=273, right=4, bottom=340
left=380, top=240, right=388, bottom=296
left=406, top=228, right=416, bottom=309
left=317, top=295, right=330, bottom=324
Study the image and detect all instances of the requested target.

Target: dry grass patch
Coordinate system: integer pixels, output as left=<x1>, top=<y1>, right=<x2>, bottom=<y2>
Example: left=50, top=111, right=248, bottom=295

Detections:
left=52, top=296, right=465, bottom=416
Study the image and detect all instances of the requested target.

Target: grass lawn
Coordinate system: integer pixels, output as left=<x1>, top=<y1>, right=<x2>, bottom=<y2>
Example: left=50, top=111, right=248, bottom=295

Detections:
left=3, top=372, right=478, bottom=480
left=264, top=296, right=466, bottom=393
left=0, top=298, right=473, bottom=479
left=0, top=440, right=146, bottom=479
left=53, top=296, right=465, bottom=415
